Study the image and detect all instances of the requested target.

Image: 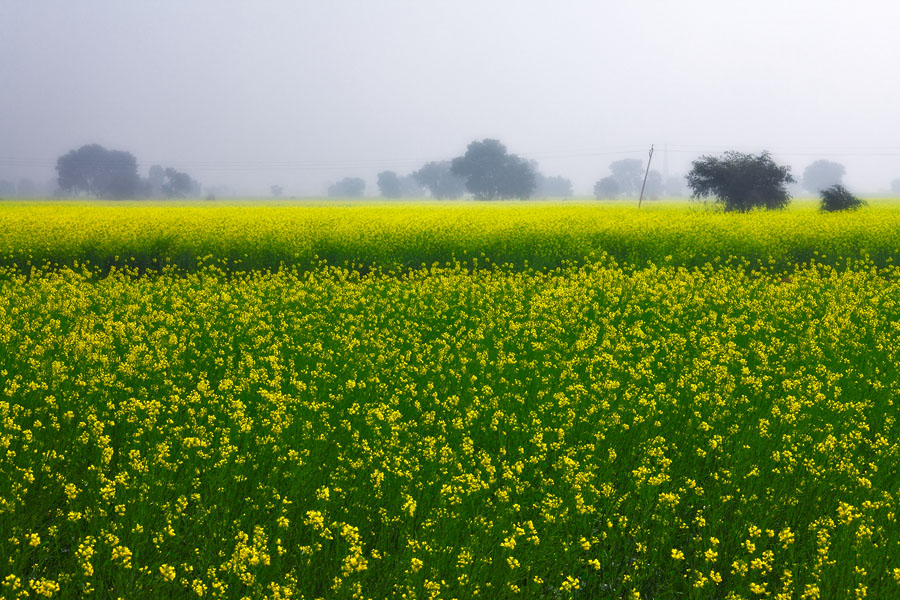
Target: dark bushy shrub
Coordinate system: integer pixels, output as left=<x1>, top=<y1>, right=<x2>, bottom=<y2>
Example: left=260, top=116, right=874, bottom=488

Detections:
left=820, top=184, right=865, bottom=212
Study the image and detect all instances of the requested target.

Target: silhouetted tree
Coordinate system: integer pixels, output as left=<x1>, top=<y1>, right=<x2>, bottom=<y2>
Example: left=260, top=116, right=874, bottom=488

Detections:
left=820, top=184, right=865, bottom=212
left=162, top=168, right=200, bottom=198
left=328, top=177, right=366, bottom=197
left=451, top=139, right=536, bottom=199
left=57, top=144, right=142, bottom=198
left=891, top=179, right=900, bottom=195
left=377, top=171, right=423, bottom=198
left=687, top=151, right=794, bottom=212
left=802, top=160, right=845, bottom=193
left=377, top=171, right=403, bottom=198
left=412, top=161, right=466, bottom=199
left=593, top=176, right=619, bottom=199
left=271, top=185, right=283, bottom=198
left=609, top=159, right=644, bottom=196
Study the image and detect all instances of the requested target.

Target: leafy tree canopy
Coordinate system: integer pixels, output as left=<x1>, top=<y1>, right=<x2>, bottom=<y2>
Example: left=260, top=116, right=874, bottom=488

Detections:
left=594, top=158, right=649, bottom=199
left=377, top=171, right=403, bottom=198
left=377, top=171, right=423, bottom=198
left=328, top=177, right=366, bottom=197
left=162, top=168, right=200, bottom=198
left=802, top=160, right=845, bottom=193
left=56, top=144, right=141, bottom=199
left=686, top=151, right=794, bottom=212
left=609, top=159, right=644, bottom=196
left=411, top=162, right=466, bottom=200
left=451, top=139, right=536, bottom=200
left=593, top=176, right=619, bottom=200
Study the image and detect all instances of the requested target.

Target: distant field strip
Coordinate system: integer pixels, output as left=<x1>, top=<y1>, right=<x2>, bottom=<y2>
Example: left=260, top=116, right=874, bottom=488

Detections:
left=2, top=201, right=900, bottom=272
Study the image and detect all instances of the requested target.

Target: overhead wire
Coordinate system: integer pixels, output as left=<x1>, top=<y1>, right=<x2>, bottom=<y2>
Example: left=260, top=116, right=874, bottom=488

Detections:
left=3, top=144, right=900, bottom=174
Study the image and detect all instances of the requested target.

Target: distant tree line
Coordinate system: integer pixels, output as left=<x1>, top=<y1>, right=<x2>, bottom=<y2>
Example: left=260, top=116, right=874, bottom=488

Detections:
left=326, top=140, right=885, bottom=207
left=333, top=139, right=574, bottom=200
left=50, top=144, right=201, bottom=199
left=587, top=150, right=875, bottom=212
left=6, top=141, right=891, bottom=203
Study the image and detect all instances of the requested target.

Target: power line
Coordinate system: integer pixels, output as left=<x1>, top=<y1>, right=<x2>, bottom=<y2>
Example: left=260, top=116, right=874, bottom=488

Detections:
left=0, top=147, right=653, bottom=173
left=4, top=144, right=900, bottom=174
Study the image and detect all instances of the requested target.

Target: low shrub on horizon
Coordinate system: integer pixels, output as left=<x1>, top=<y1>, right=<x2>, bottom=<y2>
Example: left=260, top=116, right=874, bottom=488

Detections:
left=820, top=184, right=866, bottom=212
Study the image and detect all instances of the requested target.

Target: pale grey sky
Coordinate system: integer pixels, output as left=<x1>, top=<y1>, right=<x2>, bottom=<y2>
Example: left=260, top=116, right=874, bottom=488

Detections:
left=2, top=0, right=900, bottom=195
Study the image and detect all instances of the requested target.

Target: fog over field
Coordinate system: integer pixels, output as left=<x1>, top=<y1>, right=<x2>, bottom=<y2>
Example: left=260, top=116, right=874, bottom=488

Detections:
left=2, top=0, right=900, bottom=196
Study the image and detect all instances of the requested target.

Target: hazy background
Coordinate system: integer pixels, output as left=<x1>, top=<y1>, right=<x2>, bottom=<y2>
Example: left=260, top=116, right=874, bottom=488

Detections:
left=2, top=0, right=900, bottom=197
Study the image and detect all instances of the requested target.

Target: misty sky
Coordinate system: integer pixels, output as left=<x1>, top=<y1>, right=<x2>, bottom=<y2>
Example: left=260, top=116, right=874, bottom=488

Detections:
left=3, top=0, right=900, bottom=196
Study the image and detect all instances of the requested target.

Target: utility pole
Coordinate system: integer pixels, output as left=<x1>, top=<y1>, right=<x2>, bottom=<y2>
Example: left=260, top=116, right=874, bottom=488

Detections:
left=638, top=144, right=654, bottom=208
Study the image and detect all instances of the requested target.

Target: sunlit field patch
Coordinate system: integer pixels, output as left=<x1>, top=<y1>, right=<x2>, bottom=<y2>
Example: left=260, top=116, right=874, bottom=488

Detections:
left=1, top=202, right=900, bottom=598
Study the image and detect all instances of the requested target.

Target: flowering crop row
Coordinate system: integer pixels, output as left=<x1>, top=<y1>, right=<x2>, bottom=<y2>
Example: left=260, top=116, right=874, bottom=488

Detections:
left=2, top=201, right=900, bottom=273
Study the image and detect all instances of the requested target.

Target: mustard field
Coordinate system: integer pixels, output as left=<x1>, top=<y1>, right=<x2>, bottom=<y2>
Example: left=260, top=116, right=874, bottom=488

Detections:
left=1, top=202, right=900, bottom=599
left=2, top=201, right=900, bottom=273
